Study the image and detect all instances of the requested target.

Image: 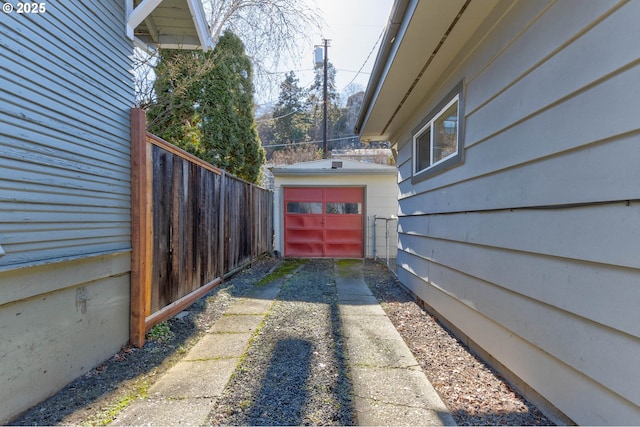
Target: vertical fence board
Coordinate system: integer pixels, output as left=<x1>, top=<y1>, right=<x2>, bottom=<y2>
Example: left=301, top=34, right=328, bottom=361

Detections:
left=130, top=109, right=273, bottom=346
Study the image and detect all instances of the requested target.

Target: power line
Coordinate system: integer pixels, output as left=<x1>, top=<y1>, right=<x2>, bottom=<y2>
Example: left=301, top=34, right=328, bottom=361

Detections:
left=255, top=109, right=298, bottom=123
left=258, top=30, right=385, bottom=112
left=336, top=69, right=372, bottom=75
left=340, top=26, right=385, bottom=91
left=255, top=76, right=316, bottom=108
left=263, top=135, right=358, bottom=148
left=265, top=68, right=315, bottom=74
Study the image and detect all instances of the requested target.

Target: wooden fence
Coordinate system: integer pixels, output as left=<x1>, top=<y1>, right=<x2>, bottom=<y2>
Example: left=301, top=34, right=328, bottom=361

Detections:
left=130, top=109, right=273, bottom=346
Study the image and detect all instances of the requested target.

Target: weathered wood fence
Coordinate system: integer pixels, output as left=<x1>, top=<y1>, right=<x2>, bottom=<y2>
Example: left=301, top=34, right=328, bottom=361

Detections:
left=130, top=109, right=273, bottom=346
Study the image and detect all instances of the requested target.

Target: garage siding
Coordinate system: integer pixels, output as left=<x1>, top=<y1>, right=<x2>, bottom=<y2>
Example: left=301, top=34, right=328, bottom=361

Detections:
left=394, top=0, right=640, bottom=423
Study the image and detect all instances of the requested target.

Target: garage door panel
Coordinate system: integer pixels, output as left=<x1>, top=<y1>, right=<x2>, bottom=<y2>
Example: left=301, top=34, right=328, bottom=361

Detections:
left=324, top=229, right=362, bottom=243
left=286, top=228, right=323, bottom=243
left=324, top=215, right=362, bottom=229
left=286, top=215, right=323, bottom=228
left=285, top=187, right=323, bottom=201
left=324, top=243, right=362, bottom=258
left=323, top=187, right=362, bottom=202
left=286, top=242, right=324, bottom=257
left=284, top=187, right=363, bottom=258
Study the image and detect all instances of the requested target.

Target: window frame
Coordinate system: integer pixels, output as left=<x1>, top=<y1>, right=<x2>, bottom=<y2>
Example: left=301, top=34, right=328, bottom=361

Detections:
left=412, top=81, right=464, bottom=183
left=286, top=201, right=322, bottom=214
left=325, top=202, right=362, bottom=215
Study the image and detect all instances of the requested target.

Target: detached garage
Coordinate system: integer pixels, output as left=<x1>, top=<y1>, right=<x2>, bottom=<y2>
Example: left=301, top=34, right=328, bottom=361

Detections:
left=271, top=159, right=398, bottom=259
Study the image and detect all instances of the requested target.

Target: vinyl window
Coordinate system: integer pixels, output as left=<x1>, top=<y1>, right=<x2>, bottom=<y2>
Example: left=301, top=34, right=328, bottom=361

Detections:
left=412, top=82, right=464, bottom=182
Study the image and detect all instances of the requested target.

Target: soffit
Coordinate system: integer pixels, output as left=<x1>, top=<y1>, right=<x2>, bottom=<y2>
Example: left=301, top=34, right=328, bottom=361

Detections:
left=359, top=0, right=499, bottom=141
left=128, top=0, right=213, bottom=50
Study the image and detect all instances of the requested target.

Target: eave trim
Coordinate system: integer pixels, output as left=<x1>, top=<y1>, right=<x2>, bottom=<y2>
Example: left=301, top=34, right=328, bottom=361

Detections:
left=354, top=0, right=415, bottom=137
left=271, top=169, right=397, bottom=177
left=126, top=0, right=213, bottom=51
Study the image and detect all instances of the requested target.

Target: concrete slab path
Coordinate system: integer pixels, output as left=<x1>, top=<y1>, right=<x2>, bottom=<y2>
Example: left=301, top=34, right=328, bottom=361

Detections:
left=336, top=261, right=455, bottom=426
left=111, top=280, right=283, bottom=426
left=111, top=261, right=455, bottom=426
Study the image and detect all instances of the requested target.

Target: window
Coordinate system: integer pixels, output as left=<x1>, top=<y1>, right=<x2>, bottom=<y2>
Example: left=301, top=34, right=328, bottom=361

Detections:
left=412, top=82, right=464, bottom=182
left=326, top=202, right=362, bottom=214
left=286, top=202, right=322, bottom=214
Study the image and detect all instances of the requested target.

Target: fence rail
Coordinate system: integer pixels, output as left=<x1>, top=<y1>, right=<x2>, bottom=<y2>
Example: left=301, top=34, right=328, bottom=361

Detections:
left=130, top=109, right=273, bottom=346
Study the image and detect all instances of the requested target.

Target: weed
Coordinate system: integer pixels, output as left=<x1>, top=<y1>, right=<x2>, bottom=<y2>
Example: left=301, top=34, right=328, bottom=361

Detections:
left=256, top=259, right=306, bottom=286
left=145, top=322, right=174, bottom=343
left=81, top=380, right=150, bottom=426
left=336, top=259, right=361, bottom=267
left=336, top=258, right=362, bottom=278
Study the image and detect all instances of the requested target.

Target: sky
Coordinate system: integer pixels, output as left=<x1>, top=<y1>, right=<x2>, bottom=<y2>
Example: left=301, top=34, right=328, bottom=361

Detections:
left=258, top=0, right=394, bottom=107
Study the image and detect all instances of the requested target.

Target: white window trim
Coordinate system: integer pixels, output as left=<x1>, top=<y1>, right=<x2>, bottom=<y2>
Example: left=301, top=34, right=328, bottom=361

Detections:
left=0, top=244, right=5, bottom=259
left=413, top=94, right=459, bottom=175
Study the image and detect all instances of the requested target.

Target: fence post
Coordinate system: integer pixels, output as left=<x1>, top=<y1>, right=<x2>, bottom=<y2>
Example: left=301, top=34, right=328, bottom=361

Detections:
left=218, top=170, right=226, bottom=280
left=130, top=108, right=152, bottom=347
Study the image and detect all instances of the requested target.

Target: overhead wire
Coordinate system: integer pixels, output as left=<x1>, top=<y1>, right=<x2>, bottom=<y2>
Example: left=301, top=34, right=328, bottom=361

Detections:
left=258, top=25, right=386, bottom=119
left=263, top=135, right=359, bottom=148
left=340, top=26, right=385, bottom=92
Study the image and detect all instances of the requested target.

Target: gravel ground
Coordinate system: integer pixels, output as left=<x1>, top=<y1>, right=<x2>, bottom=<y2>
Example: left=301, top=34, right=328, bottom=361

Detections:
left=11, top=256, right=555, bottom=426
left=207, top=258, right=354, bottom=425
left=361, top=260, right=554, bottom=426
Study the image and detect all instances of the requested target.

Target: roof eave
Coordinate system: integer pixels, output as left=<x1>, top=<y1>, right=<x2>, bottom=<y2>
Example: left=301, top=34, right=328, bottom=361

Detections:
left=186, top=0, right=214, bottom=51
left=271, top=169, right=397, bottom=177
left=354, top=0, right=413, bottom=139
left=356, top=0, right=502, bottom=142
left=126, top=0, right=214, bottom=51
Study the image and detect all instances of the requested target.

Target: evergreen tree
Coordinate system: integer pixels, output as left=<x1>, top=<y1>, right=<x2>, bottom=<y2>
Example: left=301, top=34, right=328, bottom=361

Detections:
left=147, top=31, right=265, bottom=184
left=147, top=50, right=207, bottom=157
left=272, top=71, right=310, bottom=144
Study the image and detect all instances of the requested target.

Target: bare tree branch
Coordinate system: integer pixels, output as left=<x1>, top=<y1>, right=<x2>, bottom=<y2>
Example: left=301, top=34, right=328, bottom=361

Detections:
left=134, top=0, right=322, bottom=107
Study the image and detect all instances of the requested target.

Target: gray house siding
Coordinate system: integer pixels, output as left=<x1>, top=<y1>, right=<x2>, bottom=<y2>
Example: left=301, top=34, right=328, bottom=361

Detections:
left=0, top=1, right=133, bottom=422
left=395, top=0, right=640, bottom=424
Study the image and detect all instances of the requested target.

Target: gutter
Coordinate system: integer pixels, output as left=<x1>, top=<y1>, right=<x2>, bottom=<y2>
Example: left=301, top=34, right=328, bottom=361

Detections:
left=270, top=169, right=397, bottom=176
left=354, top=0, right=415, bottom=136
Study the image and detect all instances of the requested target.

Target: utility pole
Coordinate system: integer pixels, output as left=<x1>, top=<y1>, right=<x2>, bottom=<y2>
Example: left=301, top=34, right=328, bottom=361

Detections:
left=322, top=39, right=329, bottom=158
left=315, top=39, right=330, bottom=158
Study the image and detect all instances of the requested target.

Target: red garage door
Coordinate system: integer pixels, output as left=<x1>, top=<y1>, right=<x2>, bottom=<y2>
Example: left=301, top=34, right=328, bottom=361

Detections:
left=284, top=187, right=364, bottom=258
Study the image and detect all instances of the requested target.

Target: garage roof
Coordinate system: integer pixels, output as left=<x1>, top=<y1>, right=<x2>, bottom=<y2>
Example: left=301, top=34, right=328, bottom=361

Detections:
left=127, top=0, right=213, bottom=51
left=271, top=159, right=397, bottom=176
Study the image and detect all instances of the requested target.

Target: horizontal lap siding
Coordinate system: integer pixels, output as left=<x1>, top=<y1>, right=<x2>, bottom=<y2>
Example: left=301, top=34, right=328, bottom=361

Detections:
left=396, top=252, right=640, bottom=423
left=0, top=3, right=133, bottom=422
left=0, top=1, right=133, bottom=269
left=396, top=0, right=640, bottom=423
left=399, top=234, right=639, bottom=402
